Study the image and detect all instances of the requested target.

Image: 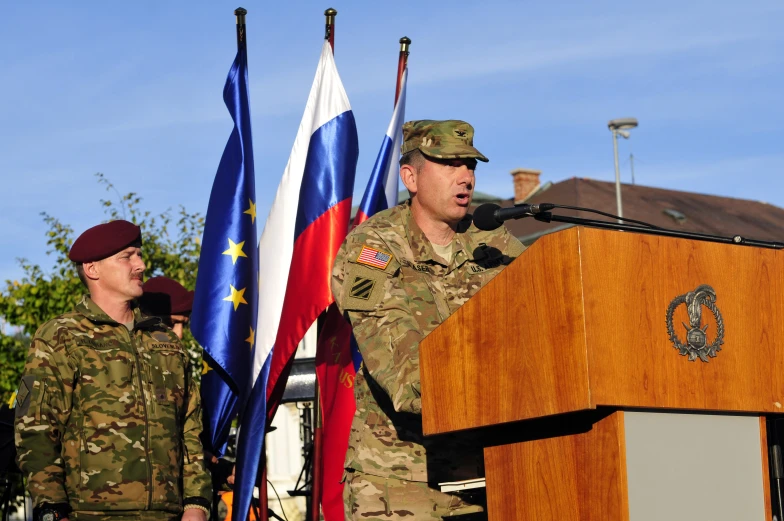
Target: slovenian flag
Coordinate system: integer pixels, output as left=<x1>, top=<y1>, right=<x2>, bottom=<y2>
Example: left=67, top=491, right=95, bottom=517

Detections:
left=314, top=68, right=407, bottom=521
left=232, top=40, right=359, bottom=521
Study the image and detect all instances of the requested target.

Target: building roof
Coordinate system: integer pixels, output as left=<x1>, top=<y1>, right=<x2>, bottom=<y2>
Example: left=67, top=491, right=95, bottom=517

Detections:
left=501, top=178, right=784, bottom=245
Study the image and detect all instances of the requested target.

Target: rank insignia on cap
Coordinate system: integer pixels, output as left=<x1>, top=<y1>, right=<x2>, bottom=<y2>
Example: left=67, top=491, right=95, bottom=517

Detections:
left=349, top=276, right=375, bottom=300
left=356, top=245, right=392, bottom=270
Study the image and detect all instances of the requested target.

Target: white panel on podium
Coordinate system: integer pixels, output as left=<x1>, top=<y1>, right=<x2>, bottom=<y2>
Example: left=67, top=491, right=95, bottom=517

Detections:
left=625, top=411, right=765, bottom=521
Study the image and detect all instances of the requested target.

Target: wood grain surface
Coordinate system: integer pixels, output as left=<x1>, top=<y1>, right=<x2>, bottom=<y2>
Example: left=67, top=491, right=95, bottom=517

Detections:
left=484, top=411, right=629, bottom=521
left=581, top=227, right=784, bottom=413
left=761, top=416, right=773, bottom=520
left=420, top=227, right=784, bottom=435
left=420, top=228, right=591, bottom=434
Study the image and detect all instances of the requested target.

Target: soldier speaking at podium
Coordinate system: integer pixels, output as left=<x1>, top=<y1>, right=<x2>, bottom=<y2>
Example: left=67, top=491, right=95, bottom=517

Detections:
left=14, top=220, right=211, bottom=521
left=333, top=120, right=525, bottom=519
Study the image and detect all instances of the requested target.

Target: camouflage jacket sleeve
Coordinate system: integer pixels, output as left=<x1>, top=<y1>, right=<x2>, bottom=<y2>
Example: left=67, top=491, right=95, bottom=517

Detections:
left=181, top=362, right=212, bottom=502
left=15, top=333, right=75, bottom=506
left=332, top=231, right=425, bottom=415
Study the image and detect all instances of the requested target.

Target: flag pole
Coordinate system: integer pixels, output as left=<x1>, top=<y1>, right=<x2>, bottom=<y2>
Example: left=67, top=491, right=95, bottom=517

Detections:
left=308, top=10, right=336, bottom=520
left=324, top=8, right=337, bottom=52
left=234, top=10, right=263, bottom=521
left=394, top=37, right=410, bottom=105
left=309, top=381, right=324, bottom=521
left=235, top=7, right=247, bottom=50
left=258, top=449, right=269, bottom=521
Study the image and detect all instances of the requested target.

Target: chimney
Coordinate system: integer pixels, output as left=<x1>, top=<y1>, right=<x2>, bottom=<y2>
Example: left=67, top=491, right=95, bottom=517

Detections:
left=511, top=168, right=541, bottom=203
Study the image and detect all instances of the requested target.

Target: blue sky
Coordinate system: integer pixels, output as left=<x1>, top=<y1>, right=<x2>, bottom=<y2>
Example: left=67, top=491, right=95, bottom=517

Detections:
left=1, top=1, right=782, bottom=284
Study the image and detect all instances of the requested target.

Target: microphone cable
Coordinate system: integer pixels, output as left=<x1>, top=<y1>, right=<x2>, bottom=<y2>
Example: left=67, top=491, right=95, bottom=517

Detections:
left=543, top=204, right=663, bottom=230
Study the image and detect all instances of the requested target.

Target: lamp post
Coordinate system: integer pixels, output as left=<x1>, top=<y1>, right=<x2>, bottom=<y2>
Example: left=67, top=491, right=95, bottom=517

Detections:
left=608, top=117, right=638, bottom=222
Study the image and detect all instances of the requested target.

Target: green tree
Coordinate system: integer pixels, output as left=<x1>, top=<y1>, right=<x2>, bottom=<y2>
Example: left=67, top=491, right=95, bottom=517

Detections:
left=0, top=173, right=206, bottom=404
left=0, top=331, right=28, bottom=407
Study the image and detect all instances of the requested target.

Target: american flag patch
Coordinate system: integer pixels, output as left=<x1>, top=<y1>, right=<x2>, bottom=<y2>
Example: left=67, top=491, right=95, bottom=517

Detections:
left=356, top=245, right=393, bottom=270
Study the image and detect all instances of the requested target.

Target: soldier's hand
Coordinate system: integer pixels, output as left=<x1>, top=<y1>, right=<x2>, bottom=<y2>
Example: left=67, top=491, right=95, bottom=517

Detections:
left=208, top=455, right=235, bottom=490
left=182, top=509, right=208, bottom=521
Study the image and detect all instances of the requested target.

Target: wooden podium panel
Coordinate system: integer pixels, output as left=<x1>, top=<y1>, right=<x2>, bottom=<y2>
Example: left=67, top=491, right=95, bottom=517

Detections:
left=419, top=227, right=591, bottom=434
left=581, top=228, right=784, bottom=412
left=420, top=227, right=784, bottom=435
left=484, top=412, right=629, bottom=520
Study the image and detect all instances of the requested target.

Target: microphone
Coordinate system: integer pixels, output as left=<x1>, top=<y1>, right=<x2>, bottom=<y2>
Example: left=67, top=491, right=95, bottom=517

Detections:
left=472, top=203, right=555, bottom=231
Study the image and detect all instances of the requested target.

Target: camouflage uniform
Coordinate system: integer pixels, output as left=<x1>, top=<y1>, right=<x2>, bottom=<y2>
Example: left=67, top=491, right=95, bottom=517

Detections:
left=15, top=295, right=211, bottom=517
left=333, top=200, right=525, bottom=519
left=343, top=472, right=486, bottom=520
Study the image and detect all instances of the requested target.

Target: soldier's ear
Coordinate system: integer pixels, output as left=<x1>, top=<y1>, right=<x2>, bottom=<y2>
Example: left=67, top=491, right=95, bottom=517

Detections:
left=400, top=164, right=418, bottom=195
left=83, top=261, right=101, bottom=282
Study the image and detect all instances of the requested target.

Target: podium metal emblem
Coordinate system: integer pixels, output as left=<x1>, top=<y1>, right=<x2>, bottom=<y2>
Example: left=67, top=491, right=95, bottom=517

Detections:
left=666, top=284, right=725, bottom=362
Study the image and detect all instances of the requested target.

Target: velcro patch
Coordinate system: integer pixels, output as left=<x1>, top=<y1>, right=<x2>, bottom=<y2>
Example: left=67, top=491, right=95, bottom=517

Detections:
left=152, top=331, right=173, bottom=342
left=15, top=375, right=35, bottom=418
left=355, top=245, right=393, bottom=271
left=349, top=277, right=376, bottom=300
left=341, top=263, right=387, bottom=311
left=508, top=239, right=527, bottom=258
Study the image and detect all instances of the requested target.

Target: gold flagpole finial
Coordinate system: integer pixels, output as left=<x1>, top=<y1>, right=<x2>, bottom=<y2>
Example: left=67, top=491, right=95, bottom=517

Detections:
left=234, top=8, right=247, bottom=49
left=234, top=7, right=247, bottom=24
left=324, top=8, right=338, bottom=50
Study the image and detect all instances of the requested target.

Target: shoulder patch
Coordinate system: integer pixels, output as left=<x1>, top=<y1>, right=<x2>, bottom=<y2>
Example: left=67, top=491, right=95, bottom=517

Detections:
left=341, top=263, right=387, bottom=311
left=349, top=276, right=376, bottom=300
left=355, top=245, right=393, bottom=271
left=15, top=375, right=36, bottom=418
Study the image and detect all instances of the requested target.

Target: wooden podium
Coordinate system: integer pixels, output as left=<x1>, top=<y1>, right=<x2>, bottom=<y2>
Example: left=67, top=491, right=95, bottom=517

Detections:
left=420, top=227, right=784, bottom=520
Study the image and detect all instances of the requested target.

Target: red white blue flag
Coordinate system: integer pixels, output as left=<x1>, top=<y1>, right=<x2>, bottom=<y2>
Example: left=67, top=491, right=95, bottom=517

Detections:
left=233, top=40, right=358, bottom=521
left=354, top=68, right=407, bottom=224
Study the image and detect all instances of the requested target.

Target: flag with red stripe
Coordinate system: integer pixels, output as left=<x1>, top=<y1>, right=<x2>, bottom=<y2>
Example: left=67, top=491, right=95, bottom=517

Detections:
left=232, top=40, right=358, bottom=521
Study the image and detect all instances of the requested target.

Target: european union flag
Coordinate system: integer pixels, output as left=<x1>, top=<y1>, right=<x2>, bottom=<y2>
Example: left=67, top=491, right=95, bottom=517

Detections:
left=191, top=44, right=257, bottom=456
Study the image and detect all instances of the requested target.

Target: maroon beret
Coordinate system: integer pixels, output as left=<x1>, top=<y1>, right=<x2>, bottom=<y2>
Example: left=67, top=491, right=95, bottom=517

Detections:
left=69, top=220, right=142, bottom=263
left=140, top=276, right=194, bottom=316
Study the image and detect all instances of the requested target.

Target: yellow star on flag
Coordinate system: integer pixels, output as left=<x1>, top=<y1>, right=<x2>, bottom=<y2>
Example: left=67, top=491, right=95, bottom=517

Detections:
left=222, top=239, right=248, bottom=264
left=246, top=327, right=255, bottom=349
left=223, top=285, right=248, bottom=311
left=244, top=199, right=257, bottom=224
left=202, top=360, right=212, bottom=375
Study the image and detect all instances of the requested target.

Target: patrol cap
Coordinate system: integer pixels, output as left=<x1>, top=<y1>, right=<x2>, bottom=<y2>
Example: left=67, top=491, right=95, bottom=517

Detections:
left=140, top=277, right=194, bottom=316
left=401, top=119, right=489, bottom=162
left=68, top=220, right=142, bottom=263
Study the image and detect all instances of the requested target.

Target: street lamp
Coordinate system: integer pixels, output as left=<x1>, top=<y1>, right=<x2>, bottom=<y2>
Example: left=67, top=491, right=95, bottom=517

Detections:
left=608, top=117, right=638, bottom=222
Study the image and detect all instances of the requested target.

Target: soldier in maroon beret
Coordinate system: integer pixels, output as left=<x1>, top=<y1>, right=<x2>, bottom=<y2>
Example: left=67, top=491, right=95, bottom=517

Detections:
left=67, top=220, right=145, bottom=321
left=15, top=220, right=212, bottom=521
left=140, top=276, right=194, bottom=339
